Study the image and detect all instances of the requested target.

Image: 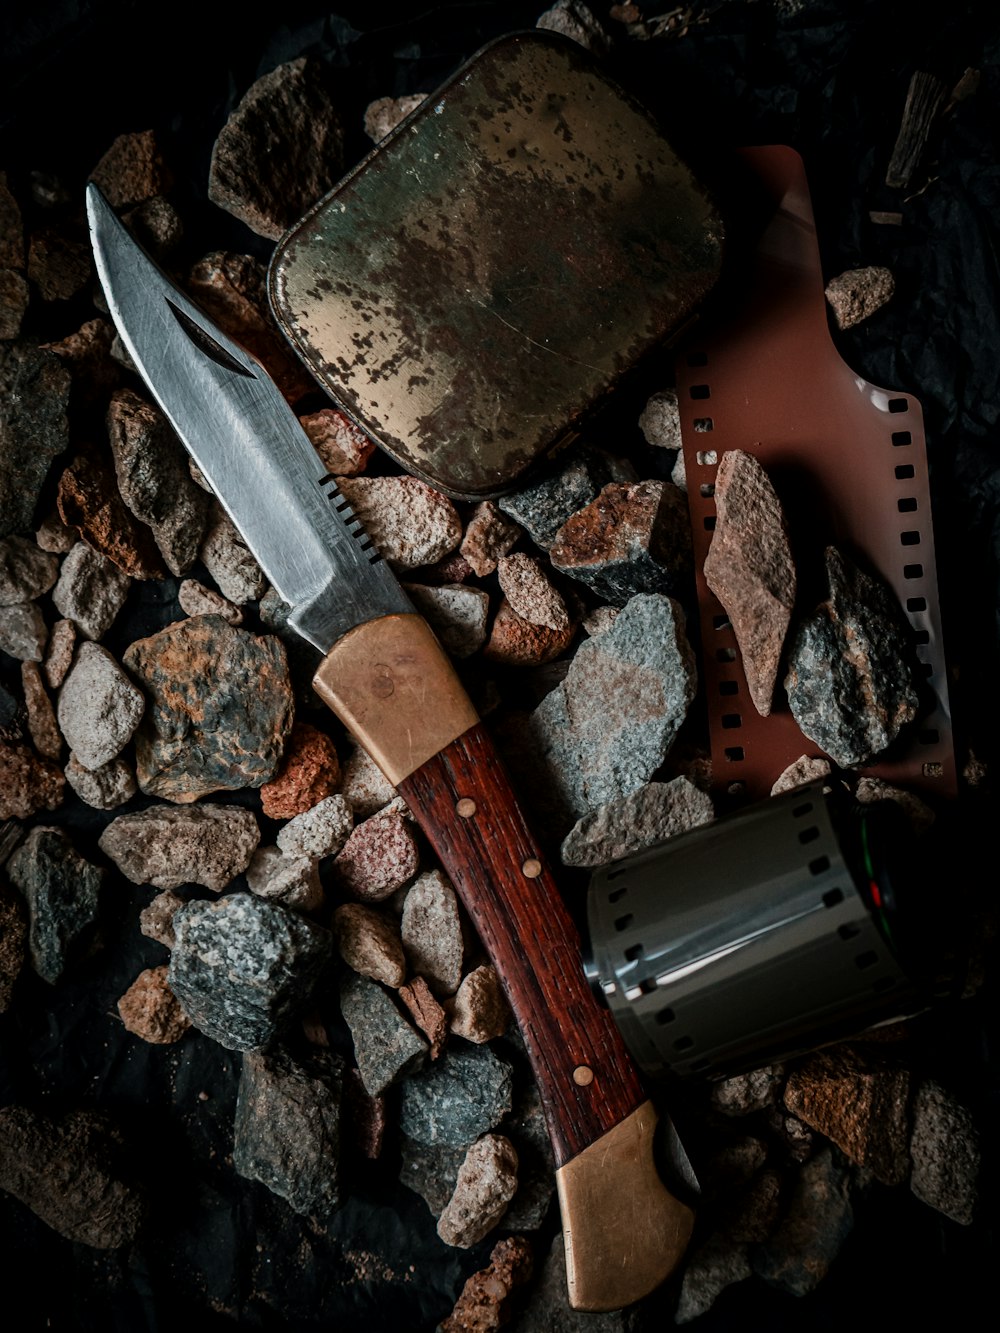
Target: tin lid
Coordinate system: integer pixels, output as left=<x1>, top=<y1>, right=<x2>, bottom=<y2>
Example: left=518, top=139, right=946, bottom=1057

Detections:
left=268, top=31, right=724, bottom=499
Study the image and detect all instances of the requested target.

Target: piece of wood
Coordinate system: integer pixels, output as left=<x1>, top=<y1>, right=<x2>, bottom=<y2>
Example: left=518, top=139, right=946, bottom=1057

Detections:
left=886, top=71, right=947, bottom=190
left=398, top=720, right=646, bottom=1166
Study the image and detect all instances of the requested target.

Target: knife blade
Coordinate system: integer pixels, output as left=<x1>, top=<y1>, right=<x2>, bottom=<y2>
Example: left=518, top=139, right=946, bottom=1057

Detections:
left=88, top=182, right=694, bottom=1312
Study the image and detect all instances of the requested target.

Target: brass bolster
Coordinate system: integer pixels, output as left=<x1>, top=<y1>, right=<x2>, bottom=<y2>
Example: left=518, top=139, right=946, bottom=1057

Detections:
left=555, top=1101, right=695, bottom=1312
left=312, top=613, right=479, bottom=785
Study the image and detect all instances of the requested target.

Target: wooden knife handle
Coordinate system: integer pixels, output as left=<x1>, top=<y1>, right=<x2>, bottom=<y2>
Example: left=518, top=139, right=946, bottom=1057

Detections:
left=314, top=614, right=693, bottom=1310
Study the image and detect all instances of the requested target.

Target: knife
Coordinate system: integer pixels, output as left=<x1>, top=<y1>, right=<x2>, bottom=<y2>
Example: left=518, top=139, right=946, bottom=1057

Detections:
left=87, top=183, right=694, bottom=1311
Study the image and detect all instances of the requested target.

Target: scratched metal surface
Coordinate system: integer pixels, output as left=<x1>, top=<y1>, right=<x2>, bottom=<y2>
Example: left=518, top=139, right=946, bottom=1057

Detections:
left=269, top=31, right=724, bottom=499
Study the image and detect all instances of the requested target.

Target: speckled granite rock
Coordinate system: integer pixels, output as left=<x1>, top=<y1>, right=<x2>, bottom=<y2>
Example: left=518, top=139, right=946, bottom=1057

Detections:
left=401, top=870, right=464, bottom=996
left=99, top=803, right=260, bottom=891
left=57, top=450, right=166, bottom=579
left=0, top=741, right=65, bottom=820
left=332, top=904, right=406, bottom=986
left=0, top=884, right=27, bottom=1012
left=639, top=387, right=682, bottom=449
left=64, top=752, right=136, bottom=809
left=0, top=535, right=59, bottom=604
left=497, top=446, right=635, bottom=551
left=559, top=777, right=714, bottom=867
left=784, top=547, right=919, bottom=768
left=0, top=341, right=71, bottom=539
left=0, top=1107, right=145, bottom=1249
left=0, top=601, right=47, bottom=661
left=909, top=1079, right=979, bottom=1224
left=234, top=1044, right=345, bottom=1216
left=51, top=542, right=130, bottom=641
left=123, top=614, right=293, bottom=801
left=770, top=754, right=832, bottom=795
left=57, top=641, right=144, bottom=770
left=751, top=1147, right=856, bottom=1296
left=277, top=794, right=353, bottom=859
left=333, top=807, right=420, bottom=902
left=117, top=965, right=192, bottom=1044
left=399, top=1043, right=513, bottom=1148
left=825, top=265, right=894, bottom=330
left=336, top=476, right=462, bottom=569
left=260, top=721, right=340, bottom=819
left=710, top=1066, right=785, bottom=1117
left=169, top=894, right=332, bottom=1050
left=437, top=1134, right=519, bottom=1248
left=340, top=972, right=428, bottom=1096
left=89, top=129, right=173, bottom=209
left=7, top=826, right=103, bottom=984
left=209, top=57, right=345, bottom=241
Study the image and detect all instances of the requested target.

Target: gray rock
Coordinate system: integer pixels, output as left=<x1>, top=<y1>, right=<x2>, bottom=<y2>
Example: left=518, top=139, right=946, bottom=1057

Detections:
left=168, top=894, right=332, bottom=1050
left=51, top=542, right=130, bottom=640
left=402, top=583, right=490, bottom=658
left=751, top=1147, right=856, bottom=1295
left=398, top=1135, right=466, bottom=1217
left=536, top=1, right=612, bottom=54
left=497, top=446, right=636, bottom=550
left=234, top=1044, right=345, bottom=1217
left=0, top=341, right=71, bottom=538
left=277, top=794, right=354, bottom=859
left=177, top=577, right=242, bottom=625
left=437, top=1133, right=519, bottom=1248
left=333, top=807, right=420, bottom=902
left=7, top=826, right=103, bottom=983
left=399, top=1043, right=513, bottom=1148
left=0, top=535, right=59, bottom=604
left=208, top=57, right=346, bottom=242
left=560, top=777, right=714, bottom=867
left=500, top=1082, right=555, bottom=1231
left=825, top=265, right=894, bottom=330
left=0, top=600, right=47, bottom=660
left=784, top=547, right=920, bottom=768
left=400, top=869, right=464, bottom=996
left=340, top=748, right=397, bottom=820
left=507, top=1235, right=639, bottom=1333
left=704, top=449, right=796, bottom=716
left=770, top=754, right=832, bottom=795
left=57, top=641, right=144, bottom=770
left=519, top=594, right=697, bottom=826
left=139, top=889, right=186, bottom=949
left=246, top=845, right=323, bottom=913
left=99, top=803, right=260, bottom=891
left=675, top=1235, right=753, bottom=1324
left=64, top=752, right=136, bottom=810
left=710, top=1066, right=785, bottom=1117
left=639, top=388, right=682, bottom=450
left=107, top=387, right=210, bottom=576
left=199, top=506, right=267, bottom=603
left=339, top=971, right=428, bottom=1096
left=909, top=1079, right=979, bottom=1224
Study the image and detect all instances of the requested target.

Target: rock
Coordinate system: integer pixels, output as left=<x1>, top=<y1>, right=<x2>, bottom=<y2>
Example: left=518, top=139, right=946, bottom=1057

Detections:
left=51, top=542, right=130, bottom=640
left=42, top=617, right=76, bottom=688
left=639, top=387, right=682, bottom=449
left=199, top=506, right=267, bottom=603
left=56, top=641, right=144, bottom=770
left=7, top=826, right=103, bottom=983
left=139, top=889, right=186, bottom=949
left=123, top=194, right=184, bottom=259
left=909, top=1079, right=979, bottom=1224
left=440, top=1235, right=534, bottom=1333
left=784, top=1046, right=910, bottom=1185
left=89, top=129, right=173, bottom=209
left=536, top=1, right=612, bottom=55
left=0, top=601, right=47, bottom=661
left=0, top=341, right=71, bottom=539
left=333, top=807, right=420, bottom=902
left=560, top=777, right=714, bottom=867
left=340, top=747, right=397, bottom=819
left=57, top=451, right=166, bottom=579
left=751, top=1147, right=855, bottom=1296
left=20, top=662, right=61, bottom=760
left=438, top=1134, right=519, bottom=1248
left=675, top=1235, right=752, bottom=1324
left=178, top=577, right=242, bottom=624
left=0, top=883, right=28, bottom=1011
left=519, top=594, right=697, bottom=826
left=233, top=1044, right=345, bottom=1216
left=855, top=776, right=936, bottom=833
left=363, top=93, right=427, bottom=143
left=277, top=794, right=354, bottom=858
left=399, top=1135, right=466, bottom=1217
left=398, top=975, right=449, bottom=1059
left=123, top=614, right=293, bottom=801
left=27, top=228, right=91, bottom=302
left=399, top=1043, right=513, bottom=1148
left=343, top=1067, right=387, bottom=1160
left=246, top=845, right=323, bottom=913
left=500, top=1083, right=555, bottom=1232
left=0, top=268, right=28, bottom=340
left=483, top=598, right=577, bottom=667
left=550, top=480, right=693, bottom=605
left=825, top=265, right=894, bottom=330
left=449, top=965, right=510, bottom=1044
left=401, top=870, right=464, bottom=996
left=704, top=450, right=796, bottom=716
left=336, top=476, right=462, bottom=570
left=339, top=972, right=428, bottom=1097
left=0, top=1106, right=144, bottom=1249
left=403, top=582, right=491, bottom=659
left=107, top=387, right=210, bottom=576
left=710, top=1066, right=785, bottom=1117
left=497, top=553, right=569, bottom=630
left=43, top=318, right=120, bottom=409
left=35, top=512, right=77, bottom=555
left=168, top=893, right=332, bottom=1050
left=506, top=1234, right=635, bottom=1332
left=460, top=501, right=523, bottom=577
left=0, top=535, right=59, bottom=604
left=0, top=175, right=23, bottom=268
left=64, top=752, right=137, bottom=809
left=770, top=754, right=832, bottom=795
left=784, top=547, right=920, bottom=768
left=723, top=1168, right=783, bottom=1245
left=209, top=57, right=345, bottom=241
left=117, top=964, right=191, bottom=1044
left=332, top=903, right=406, bottom=986
left=260, top=721, right=340, bottom=819
left=99, top=803, right=260, bottom=890
left=300, top=407, right=375, bottom=476
left=671, top=448, right=688, bottom=492
left=497, top=446, right=636, bottom=551
left=0, top=741, right=65, bottom=820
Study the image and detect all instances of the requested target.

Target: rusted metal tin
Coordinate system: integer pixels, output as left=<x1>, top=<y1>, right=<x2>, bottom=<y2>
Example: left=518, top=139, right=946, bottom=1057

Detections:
left=269, top=31, right=724, bottom=499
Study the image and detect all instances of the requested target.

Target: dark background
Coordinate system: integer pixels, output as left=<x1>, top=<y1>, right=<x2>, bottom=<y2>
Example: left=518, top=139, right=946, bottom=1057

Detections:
left=1, top=2, right=999, bottom=1329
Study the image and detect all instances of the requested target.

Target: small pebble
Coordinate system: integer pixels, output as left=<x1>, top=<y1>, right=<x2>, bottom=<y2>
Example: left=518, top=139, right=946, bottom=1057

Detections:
left=178, top=578, right=242, bottom=625
left=363, top=94, right=427, bottom=143
left=402, top=582, right=491, bottom=659
left=334, top=808, right=420, bottom=902
left=771, top=755, right=832, bottom=796
left=340, top=746, right=397, bottom=819
left=482, top=598, right=576, bottom=668
left=825, top=265, right=894, bottom=330
left=0, top=601, right=47, bottom=661
left=497, top=553, right=569, bottom=630
left=260, top=721, right=340, bottom=820
left=0, top=535, right=59, bottom=604
left=332, top=903, right=406, bottom=987
left=246, top=845, right=323, bottom=913
left=57, top=641, right=145, bottom=771
left=399, top=1044, right=513, bottom=1148
left=459, top=501, right=522, bottom=577
left=340, top=971, right=428, bottom=1097
left=89, top=129, right=173, bottom=210
left=35, top=513, right=77, bottom=554
left=51, top=542, right=130, bottom=641
left=99, top=804, right=260, bottom=891
left=398, top=975, right=449, bottom=1059
left=20, top=661, right=61, bottom=760
left=117, top=965, right=191, bottom=1044
left=401, top=870, right=464, bottom=996
left=199, top=506, right=267, bottom=603
left=639, top=387, right=682, bottom=449
left=449, top=965, right=510, bottom=1044
left=439, top=1235, right=534, bottom=1333
left=437, top=1134, right=519, bottom=1249
left=42, top=618, right=76, bottom=688
left=64, top=752, right=136, bottom=810
left=300, top=407, right=375, bottom=476
left=0, top=741, right=65, bottom=820
left=276, top=794, right=354, bottom=859
left=139, top=889, right=186, bottom=949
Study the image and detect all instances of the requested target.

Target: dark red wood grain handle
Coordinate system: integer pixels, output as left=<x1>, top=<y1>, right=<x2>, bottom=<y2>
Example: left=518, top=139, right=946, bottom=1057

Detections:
left=398, top=721, right=647, bottom=1167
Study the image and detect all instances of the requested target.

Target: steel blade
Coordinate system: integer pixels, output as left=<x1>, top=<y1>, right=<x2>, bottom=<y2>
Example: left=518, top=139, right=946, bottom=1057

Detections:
left=87, top=183, right=412, bottom=652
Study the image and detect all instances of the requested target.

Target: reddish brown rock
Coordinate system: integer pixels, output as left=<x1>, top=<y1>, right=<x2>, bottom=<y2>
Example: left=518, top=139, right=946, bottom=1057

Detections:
left=260, top=722, right=340, bottom=819
left=117, top=965, right=192, bottom=1044
left=399, top=975, right=449, bottom=1059
left=482, top=598, right=576, bottom=667
left=439, top=1235, right=534, bottom=1333
left=336, top=476, right=462, bottom=570
left=27, top=228, right=91, bottom=302
left=704, top=450, right=795, bottom=717
left=333, top=808, right=420, bottom=902
left=0, top=883, right=28, bottom=1012
left=0, top=740, right=65, bottom=820
left=0, top=268, right=28, bottom=340
left=57, top=451, right=166, bottom=579
left=332, top=903, right=406, bottom=987
left=300, top=407, right=375, bottom=476
left=123, top=614, right=294, bottom=802
left=449, top=965, right=510, bottom=1044
left=43, top=318, right=120, bottom=408
left=460, top=501, right=522, bottom=577
left=20, top=661, right=61, bottom=761
left=89, top=129, right=173, bottom=210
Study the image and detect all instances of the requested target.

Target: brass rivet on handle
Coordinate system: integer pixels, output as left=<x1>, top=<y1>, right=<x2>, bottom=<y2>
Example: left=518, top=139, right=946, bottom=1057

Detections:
left=573, top=1065, right=594, bottom=1087
left=456, top=798, right=477, bottom=818
left=522, top=858, right=542, bottom=878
